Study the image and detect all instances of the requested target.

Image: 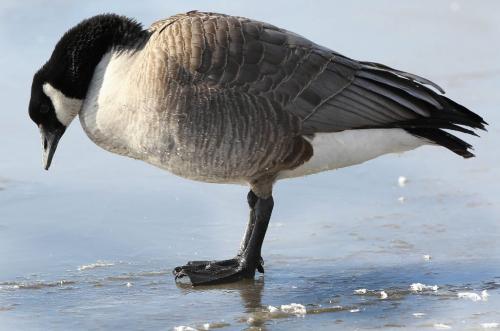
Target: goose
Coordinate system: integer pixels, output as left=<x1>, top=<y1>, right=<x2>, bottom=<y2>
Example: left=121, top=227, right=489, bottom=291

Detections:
left=29, top=11, right=486, bottom=285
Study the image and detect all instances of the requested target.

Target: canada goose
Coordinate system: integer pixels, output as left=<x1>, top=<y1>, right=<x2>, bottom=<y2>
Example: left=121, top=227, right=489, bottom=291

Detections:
left=29, top=11, right=486, bottom=285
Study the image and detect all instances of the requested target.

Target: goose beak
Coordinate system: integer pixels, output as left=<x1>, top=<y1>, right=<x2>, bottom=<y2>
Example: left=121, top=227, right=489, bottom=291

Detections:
left=39, top=125, right=65, bottom=170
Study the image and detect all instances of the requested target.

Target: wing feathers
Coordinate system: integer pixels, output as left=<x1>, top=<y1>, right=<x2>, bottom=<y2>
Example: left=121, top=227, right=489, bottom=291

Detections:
left=157, top=12, right=486, bottom=158
left=360, top=61, right=446, bottom=94
left=356, top=69, right=443, bottom=109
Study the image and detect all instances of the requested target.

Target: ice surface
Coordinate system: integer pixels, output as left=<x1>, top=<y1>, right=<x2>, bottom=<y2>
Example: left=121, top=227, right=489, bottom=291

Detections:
left=0, top=2, right=499, bottom=331
left=267, top=303, right=308, bottom=316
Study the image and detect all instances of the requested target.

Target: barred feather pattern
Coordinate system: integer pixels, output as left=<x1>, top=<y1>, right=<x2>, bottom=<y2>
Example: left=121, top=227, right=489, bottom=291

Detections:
left=82, top=11, right=485, bottom=196
left=148, top=12, right=485, bottom=153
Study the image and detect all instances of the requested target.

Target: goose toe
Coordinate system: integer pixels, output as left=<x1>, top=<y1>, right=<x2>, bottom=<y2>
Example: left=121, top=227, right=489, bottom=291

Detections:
left=173, top=258, right=256, bottom=286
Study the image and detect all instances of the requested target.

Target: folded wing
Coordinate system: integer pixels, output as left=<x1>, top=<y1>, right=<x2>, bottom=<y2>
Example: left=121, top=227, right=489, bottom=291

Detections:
left=154, top=12, right=486, bottom=157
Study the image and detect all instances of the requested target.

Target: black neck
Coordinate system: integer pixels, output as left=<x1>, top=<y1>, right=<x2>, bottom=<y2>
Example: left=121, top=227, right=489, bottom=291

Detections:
left=38, top=14, right=147, bottom=99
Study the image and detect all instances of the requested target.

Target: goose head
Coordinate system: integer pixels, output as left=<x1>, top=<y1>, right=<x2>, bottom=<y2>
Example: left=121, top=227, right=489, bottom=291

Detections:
left=28, top=14, right=145, bottom=170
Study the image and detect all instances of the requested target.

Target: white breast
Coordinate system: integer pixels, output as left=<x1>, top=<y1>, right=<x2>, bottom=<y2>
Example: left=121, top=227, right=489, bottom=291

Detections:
left=278, top=129, right=429, bottom=179
left=79, top=50, right=147, bottom=156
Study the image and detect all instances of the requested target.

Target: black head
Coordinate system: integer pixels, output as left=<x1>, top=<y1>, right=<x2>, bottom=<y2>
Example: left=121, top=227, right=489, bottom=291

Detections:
left=28, top=14, right=145, bottom=170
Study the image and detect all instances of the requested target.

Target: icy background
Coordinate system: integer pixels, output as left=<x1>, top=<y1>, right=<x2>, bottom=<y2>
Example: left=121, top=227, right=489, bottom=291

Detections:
left=1, top=1, right=499, bottom=330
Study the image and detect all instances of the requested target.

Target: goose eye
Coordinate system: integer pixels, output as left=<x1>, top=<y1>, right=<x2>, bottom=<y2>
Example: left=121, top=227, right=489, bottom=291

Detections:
left=40, top=104, right=50, bottom=114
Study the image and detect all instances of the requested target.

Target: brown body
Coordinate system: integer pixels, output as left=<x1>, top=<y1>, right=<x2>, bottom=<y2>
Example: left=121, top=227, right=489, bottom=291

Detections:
left=79, top=11, right=483, bottom=199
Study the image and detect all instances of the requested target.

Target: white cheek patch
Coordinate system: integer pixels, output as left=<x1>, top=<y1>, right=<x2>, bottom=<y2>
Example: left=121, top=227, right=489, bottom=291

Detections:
left=42, top=83, right=83, bottom=126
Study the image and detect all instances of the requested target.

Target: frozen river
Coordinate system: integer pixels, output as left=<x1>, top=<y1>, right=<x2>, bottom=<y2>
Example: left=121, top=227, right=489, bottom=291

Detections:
left=1, top=1, right=499, bottom=330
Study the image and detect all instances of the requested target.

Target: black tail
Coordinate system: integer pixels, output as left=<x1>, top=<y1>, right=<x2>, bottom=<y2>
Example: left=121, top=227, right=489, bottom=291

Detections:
left=358, top=61, right=487, bottom=158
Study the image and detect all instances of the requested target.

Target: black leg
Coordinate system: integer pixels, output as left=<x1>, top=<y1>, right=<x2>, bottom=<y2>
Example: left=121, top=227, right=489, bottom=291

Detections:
left=173, top=190, right=274, bottom=285
left=238, top=190, right=258, bottom=255
left=240, top=191, right=273, bottom=274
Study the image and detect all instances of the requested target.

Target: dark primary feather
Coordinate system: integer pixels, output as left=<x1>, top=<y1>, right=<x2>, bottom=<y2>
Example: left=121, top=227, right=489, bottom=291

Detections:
left=153, top=12, right=486, bottom=158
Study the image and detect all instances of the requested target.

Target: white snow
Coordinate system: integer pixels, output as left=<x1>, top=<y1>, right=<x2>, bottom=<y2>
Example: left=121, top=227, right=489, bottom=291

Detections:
left=267, top=305, right=279, bottom=313
left=78, top=261, right=114, bottom=271
left=280, top=303, right=307, bottom=316
left=410, top=283, right=439, bottom=292
left=458, top=291, right=488, bottom=302
left=173, top=327, right=197, bottom=331
left=268, top=303, right=307, bottom=316
left=398, top=176, right=408, bottom=187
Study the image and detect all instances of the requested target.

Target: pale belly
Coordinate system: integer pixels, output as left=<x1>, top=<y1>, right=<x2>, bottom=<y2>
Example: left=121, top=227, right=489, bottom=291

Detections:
left=278, top=129, right=428, bottom=179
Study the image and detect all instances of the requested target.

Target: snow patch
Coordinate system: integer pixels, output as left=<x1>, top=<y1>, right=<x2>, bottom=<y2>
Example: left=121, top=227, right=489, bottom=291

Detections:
left=410, top=283, right=439, bottom=292
left=458, top=292, right=481, bottom=301
left=173, top=327, right=197, bottom=331
left=78, top=261, right=114, bottom=271
left=458, top=290, right=488, bottom=302
left=268, top=303, right=306, bottom=316
left=398, top=176, right=408, bottom=187
left=267, top=305, right=279, bottom=313
left=280, top=303, right=307, bottom=316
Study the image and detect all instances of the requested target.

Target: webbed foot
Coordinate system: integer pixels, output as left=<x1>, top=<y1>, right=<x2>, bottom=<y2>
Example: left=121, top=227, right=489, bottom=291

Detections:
left=173, top=191, right=272, bottom=286
left=173, top=257, right=263, bottom=286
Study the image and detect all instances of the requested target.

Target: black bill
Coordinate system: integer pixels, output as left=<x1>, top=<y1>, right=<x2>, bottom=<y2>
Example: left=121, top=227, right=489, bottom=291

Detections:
left=39, top=125, right=65, bottom=170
